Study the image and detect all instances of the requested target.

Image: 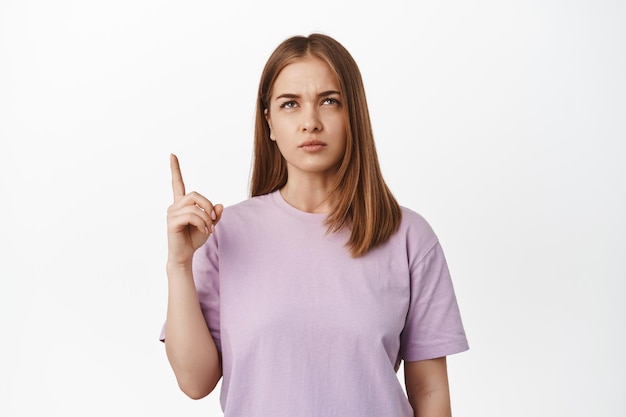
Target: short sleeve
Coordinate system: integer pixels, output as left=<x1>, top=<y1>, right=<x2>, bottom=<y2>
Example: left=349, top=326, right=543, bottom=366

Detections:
left=159, top=234, right=222, bottom=352
left=400, top=241, right=469, bottom=361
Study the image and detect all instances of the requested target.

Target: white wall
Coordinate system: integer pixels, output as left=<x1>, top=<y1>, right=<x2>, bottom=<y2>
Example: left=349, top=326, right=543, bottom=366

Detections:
left=1, top=1, right=624, bottom=415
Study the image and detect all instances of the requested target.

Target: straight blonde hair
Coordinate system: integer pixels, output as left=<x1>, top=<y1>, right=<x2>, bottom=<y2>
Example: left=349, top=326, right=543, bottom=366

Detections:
left=251, top=33, right=401, bottom=257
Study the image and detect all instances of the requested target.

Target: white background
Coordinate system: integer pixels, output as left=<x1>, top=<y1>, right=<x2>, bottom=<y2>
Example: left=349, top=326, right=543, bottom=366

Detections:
left=1, top=1, right=624, bottom=416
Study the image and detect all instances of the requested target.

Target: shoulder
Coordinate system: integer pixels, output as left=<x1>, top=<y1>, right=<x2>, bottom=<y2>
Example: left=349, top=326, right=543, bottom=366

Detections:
left=222, top=192, right=274, bottom=216
left=196, top=193, right=278, bottom=259
left=214, top=192, right=277, bottom=231
left=395, top=206, right=441, bottom=264
left=398, top=206, right=438, bottom=242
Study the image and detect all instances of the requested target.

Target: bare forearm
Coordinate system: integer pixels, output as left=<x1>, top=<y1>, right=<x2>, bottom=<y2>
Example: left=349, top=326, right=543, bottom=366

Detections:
left=165, top=263, right=221, bottom=399
left=409, top=387, right=452, bottom=417
left=405, top=357, right=452, bottom=417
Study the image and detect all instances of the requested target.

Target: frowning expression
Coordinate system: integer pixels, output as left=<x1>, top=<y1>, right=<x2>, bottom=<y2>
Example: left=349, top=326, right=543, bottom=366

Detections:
left=265, top=56, right=347, bottom=180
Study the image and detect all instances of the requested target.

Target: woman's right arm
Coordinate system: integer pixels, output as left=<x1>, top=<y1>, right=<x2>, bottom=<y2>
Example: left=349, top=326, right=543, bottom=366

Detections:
left=164, top=154, right=223, bottom=399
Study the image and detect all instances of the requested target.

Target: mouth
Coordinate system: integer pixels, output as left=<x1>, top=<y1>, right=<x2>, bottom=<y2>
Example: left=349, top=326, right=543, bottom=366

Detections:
left=299, top=140, right=327, bottom=152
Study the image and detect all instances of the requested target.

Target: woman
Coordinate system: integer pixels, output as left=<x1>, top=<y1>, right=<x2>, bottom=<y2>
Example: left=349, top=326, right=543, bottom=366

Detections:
left=162, top=33, right=468, bottom=417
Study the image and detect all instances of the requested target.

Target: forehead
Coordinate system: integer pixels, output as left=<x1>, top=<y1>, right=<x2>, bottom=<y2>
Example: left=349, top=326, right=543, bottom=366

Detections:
left=271, top=57, right=339, bottom=96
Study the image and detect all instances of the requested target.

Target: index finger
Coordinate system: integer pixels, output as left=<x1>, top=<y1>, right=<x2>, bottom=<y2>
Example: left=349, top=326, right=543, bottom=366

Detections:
left=170, top=153, right=186, bottom=201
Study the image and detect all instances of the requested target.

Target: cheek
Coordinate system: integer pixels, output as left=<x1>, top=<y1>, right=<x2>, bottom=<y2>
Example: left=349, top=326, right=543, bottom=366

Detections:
left=269, top=114, right=293, bottom=134
left=327, top=115, right=348, bottom=139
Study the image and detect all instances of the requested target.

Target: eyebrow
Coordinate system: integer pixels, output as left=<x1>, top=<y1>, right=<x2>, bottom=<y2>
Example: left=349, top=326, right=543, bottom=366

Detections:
left=275, top=90, right=341, bottom=100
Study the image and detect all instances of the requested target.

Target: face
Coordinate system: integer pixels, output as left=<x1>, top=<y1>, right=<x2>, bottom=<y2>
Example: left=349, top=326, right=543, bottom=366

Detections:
left=265, top=56, right=347, bottom=181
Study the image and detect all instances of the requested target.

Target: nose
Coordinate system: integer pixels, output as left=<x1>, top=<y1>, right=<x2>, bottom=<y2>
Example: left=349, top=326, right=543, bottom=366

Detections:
left=301, top=105, right=322, bottom=132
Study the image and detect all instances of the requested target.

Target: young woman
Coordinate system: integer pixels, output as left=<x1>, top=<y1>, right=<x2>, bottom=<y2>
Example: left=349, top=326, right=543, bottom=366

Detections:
left=162, top=33, right=468, bottom=417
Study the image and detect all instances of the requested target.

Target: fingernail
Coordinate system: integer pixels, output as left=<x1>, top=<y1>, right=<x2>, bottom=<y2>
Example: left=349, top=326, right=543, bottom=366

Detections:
left=210, top=224, right=216, bottom=234
left=211, top=209, right=217, bottom=221
left=205, top=226, right=210, bottom=234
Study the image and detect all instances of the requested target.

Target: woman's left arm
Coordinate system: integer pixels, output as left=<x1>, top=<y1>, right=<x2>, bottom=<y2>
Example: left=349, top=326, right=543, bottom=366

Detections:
left=404, top=356, right=452, bottom=417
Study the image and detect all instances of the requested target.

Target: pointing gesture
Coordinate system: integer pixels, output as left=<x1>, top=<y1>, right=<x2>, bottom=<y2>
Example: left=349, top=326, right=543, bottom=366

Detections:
left=167, top=154, right=223, bottom=267
left=171, top=153, right=187, bottom=201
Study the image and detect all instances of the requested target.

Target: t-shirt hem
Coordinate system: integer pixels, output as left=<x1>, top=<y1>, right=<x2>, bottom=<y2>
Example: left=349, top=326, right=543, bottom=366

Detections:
left=402, top=339, right=470, bottom=362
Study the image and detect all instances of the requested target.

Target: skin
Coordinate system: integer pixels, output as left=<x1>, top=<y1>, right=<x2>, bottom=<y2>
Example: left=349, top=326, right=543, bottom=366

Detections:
left=265, top=56, right=347, bottom=213
left=164, top=58, right=454, bottom=415
left=405, top=357, right=453, bottom=417
left=164, top=154, right=223, bottom=399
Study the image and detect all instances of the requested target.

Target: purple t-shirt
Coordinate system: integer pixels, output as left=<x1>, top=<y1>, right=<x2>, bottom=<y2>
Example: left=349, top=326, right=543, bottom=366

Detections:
left=161, top=191, right=468, bottom=416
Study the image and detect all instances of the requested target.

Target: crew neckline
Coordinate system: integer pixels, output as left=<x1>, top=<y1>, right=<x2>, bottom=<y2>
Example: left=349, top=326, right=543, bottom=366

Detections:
left=271, top=190, right=329, bottom=222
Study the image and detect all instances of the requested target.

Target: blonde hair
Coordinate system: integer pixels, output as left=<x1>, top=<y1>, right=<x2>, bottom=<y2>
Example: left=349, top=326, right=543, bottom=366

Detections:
left=251, top=33, right=401, bottom=257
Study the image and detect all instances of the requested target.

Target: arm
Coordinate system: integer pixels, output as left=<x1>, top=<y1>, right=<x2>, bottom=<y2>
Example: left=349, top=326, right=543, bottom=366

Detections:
left=165, top=263, right=222, bottom=399
left=164, top=154, right=223, bottom=399
left=404, top=357, right=452, bottom=417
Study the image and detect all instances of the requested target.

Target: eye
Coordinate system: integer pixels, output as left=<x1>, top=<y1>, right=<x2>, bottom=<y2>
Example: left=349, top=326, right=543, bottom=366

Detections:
left=321, top=97, right=340, bottom=106
left=279, top=100, right=297, bottom=109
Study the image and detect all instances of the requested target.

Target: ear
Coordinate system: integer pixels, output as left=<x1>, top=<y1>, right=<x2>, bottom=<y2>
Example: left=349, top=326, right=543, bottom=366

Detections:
left=264, top=108, right=276, bottom=141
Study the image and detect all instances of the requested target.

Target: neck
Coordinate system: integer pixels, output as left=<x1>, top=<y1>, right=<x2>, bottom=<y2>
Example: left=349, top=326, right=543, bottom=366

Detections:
left=280, top=178, right=337, bottom=214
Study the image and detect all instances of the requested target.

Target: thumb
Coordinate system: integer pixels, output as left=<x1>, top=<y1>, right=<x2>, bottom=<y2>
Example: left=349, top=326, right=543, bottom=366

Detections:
left=213, top=204, right=224, bottom=223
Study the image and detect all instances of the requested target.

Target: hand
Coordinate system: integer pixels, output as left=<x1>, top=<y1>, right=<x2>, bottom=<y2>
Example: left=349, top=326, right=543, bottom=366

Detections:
left=166, top=154, right=223, bottom=267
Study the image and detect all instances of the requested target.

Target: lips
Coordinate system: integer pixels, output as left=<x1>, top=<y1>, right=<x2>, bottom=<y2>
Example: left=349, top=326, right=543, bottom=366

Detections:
left=299, top=140, right=327, bottom=152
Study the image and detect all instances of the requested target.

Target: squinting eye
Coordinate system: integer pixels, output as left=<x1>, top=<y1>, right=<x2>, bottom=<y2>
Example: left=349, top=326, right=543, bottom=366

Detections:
left=279, top=100, right=297, bottom=109
left=322, top=97, right=340, bottom=106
